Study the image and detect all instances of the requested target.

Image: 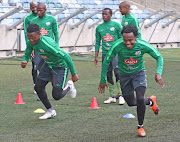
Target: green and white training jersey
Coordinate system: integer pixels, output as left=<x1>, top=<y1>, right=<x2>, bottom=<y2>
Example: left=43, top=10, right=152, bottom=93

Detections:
left=22, top=36, right=76, bottom=75
left=121, top=13, right=141, bottom=38
left=24, top=12, right=38, bottom=43
left=100, top=38, right=163, bottom=83
left=31, top=14, right=59, bottom=44
left=95, top=20, right=122, bottom=54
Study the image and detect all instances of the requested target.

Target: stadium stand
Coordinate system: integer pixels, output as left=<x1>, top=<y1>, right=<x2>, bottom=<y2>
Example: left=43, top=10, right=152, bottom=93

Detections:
left=0, top=0, right=179, bottom=57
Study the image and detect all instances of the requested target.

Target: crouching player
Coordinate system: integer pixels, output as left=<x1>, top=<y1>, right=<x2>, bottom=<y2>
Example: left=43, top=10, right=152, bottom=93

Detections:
left=21, top=24, right=78, bottom=119
left=98, top=25, right=164, bottom=137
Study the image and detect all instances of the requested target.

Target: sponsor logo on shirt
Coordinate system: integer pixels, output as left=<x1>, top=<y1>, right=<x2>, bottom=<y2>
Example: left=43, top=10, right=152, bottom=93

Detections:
left=103, top=33, right=114, bottom=42
left=125, top=22, right=128, bottom=25
left=40, top=55, right=48, bottom=59
left=110, top=27, right=115, bottom=31
left=40, top=28, right=49, bottom=35
left=46, top=22, right=50, bottom=26
left=135, top=51, right=141, bottom=56
left=124, top=57, right=139, bottom=65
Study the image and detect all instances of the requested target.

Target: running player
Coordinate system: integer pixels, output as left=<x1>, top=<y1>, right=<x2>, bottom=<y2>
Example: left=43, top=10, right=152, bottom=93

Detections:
left=98, top=25, right=164, bottom=137
left=21, top=24, right=78, bottom=120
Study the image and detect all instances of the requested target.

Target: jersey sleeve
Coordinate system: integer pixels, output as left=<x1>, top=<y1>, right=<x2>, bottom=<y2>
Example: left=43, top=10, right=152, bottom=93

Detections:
left=95, top=26, right=101, bottom=51
left=52, top=17, right=59, bottom=45
left=21, top=42, right=33, bottom=62
left=43, top=39, right=76, bottom=75
left=100, top=43, right=119, bottom=83
left=116, top=22, right=122, bottom=39
left=142, top=40, right=163, bottom=75
left=23, top=16, right=29, bottom=43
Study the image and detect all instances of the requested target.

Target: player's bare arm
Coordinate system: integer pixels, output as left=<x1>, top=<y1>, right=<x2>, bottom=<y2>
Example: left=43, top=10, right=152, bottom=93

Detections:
left=155, top=73, right=164, bottom=88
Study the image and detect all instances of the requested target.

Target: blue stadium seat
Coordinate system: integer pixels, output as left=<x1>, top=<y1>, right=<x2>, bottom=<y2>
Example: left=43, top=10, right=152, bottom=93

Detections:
left=58, top=13, right=65, bottom=19
left=78, top=13, right=84, bottom=19
left=73, top=18, right=80, bottom=23
left=2, top=3, right=10, bottom=6
left=23, top=3, right=30, bottom=8
left=144, top=9, right=150, bottom=15
left=86, top=18, right=93, bottom=23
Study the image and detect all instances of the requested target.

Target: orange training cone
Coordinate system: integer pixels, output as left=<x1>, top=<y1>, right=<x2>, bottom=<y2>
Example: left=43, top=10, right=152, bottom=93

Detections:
left=89, top=97, right=101, bottom=109
left=14, top=93, right=25, bottom=104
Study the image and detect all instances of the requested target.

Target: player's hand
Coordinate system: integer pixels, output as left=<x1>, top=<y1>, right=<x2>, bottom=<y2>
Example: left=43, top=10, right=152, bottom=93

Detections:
left=72, top=74, right=79, bottom=82
left=155, top=73, right=164, bottom=88
left=21, top=60, right=27, bottom=68
left=98, top=83, right=109, bottom=94
left=31, top=50, right=35, bottom=58
left=94, top=57, right=98, bottom=67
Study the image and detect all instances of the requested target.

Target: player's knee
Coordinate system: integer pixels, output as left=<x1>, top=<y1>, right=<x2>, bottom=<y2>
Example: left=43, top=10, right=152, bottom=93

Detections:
left=52, top=87, right=63, bottom=100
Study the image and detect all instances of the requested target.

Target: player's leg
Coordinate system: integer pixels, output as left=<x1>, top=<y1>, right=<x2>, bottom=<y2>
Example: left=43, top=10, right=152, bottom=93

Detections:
left=112, top=54, right=125, bottom=105
left=31, top=59, right=37, bottom=94
left=34, top=62, right=56, bottom=119
left=51, top=67, right=77, bottom=100
left=102, top=54, right=116, bottom=103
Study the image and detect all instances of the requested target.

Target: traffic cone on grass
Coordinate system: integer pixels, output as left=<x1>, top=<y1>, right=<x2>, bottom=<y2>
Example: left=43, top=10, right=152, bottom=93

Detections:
left=89, top=97, right=101, bottom=109
left=14, top=93, right=25, bottom=104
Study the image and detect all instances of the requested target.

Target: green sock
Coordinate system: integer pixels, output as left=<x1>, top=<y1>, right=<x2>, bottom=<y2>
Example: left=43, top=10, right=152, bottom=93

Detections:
left=107, top=82, right=115, bottom=97
left=116, top=80, right=122, bottom=95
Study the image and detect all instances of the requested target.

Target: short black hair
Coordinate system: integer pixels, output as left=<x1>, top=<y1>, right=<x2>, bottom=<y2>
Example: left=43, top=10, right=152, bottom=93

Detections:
left=121, top=25, right=138, bottom=37
left=103, top=8, right=112, bottom=15
left=27, top=24, right=40, bottom=33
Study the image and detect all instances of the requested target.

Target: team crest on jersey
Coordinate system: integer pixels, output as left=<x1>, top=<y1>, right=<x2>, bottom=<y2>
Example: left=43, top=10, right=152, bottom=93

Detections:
left=46, top=22, right=50, bottom=26
left=106, top=42, right=111, bottom=46
left=39, top=49, right=44, bottom=53
left=110, top=27, right=115, bottom=31
left=124, top=57, right=139, bottom=65
left=135, top=51, right=141, bottom=56
left=125, top=22, right=128, bottom=25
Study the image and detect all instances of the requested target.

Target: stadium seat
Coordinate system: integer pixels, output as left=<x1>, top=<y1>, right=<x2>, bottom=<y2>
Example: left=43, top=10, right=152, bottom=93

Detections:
left=58, top=13, right=65, bottom=19
left=86, top=18, right=93, bottom=23
left=73, top=18, right=80, bottom=23
left=144, top=9, right=150, bottom=15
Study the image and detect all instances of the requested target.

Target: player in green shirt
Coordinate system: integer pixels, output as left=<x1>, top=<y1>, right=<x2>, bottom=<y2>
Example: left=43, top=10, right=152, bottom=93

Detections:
left=21, top=24, right=78, bottom=120
left=31, top=2, right=59, bottom=44
left=119, top=1, right=141, bottom=38
left=95, top=8, right=125, bottom=105
left=24, top=1, right=44, bottom=97
left=98, top=25, right=164, bottom=137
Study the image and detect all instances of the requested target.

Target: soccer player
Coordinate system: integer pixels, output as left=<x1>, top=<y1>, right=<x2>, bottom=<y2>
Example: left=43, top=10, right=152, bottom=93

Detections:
left=24, top=1, right=44, bottom=96
left=119, top=1, right=141, bottom=38
left=31, top=2, right=59, bottom=44
left=95, top=8, right=125, bottom=105
left=21, top=24, right=78, bottom=120
left=98, top=25, right=164, bottom=137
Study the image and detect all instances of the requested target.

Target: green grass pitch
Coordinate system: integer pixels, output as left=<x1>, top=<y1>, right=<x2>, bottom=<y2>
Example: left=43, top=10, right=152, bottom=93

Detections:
left=0, top=48, right=180, bottom=142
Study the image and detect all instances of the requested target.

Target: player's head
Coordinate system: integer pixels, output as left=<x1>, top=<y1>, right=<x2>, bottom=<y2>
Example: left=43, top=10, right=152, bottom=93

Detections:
left=37, top=3, right=46, bottom=18
left=102, top=8, right=112, bottom=22
left=27, top=24, right=41, bottom=45
left=119, top=1, right=130, bottom=15
left=121, top=25, right=138, bottom=49
left=30, top=1, right=38, bottom=14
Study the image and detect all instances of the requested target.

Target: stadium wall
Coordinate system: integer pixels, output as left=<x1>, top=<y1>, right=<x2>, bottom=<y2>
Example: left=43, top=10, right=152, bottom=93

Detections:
left=0, top=22, right=180, bottom=57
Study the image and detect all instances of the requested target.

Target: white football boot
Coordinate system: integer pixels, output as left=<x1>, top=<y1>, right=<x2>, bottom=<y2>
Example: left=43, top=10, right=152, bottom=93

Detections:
left=39, top=110, right=56, bottom=120
left=119, top=96, right=125, bottom=105
left=66, top=80, right=77, bottom=98
left=104, top=97, right=116, bottom=104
